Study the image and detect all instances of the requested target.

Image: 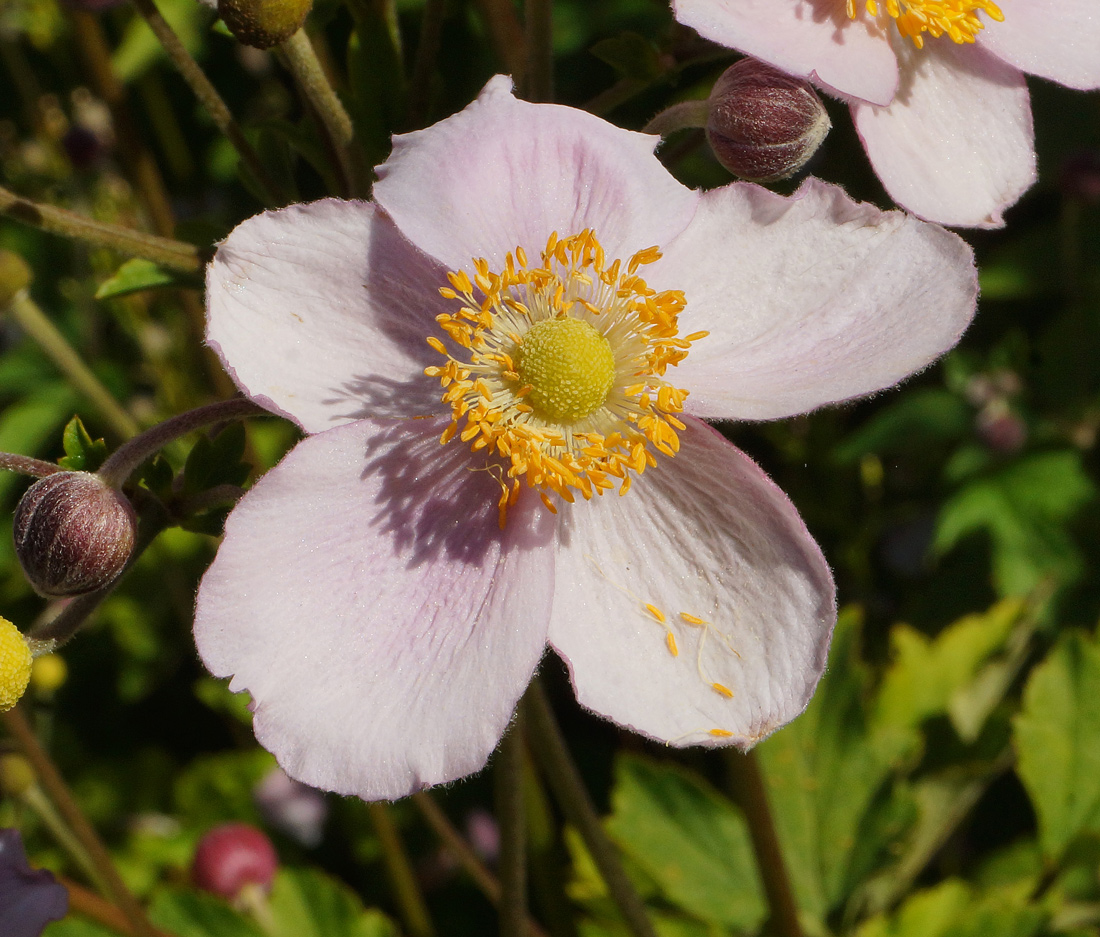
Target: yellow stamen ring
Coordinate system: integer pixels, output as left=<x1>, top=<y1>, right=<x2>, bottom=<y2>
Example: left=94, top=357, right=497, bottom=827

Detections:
left=425, top=230, right=701, bottom=524
left=846, top=0, right=1004, bottom=48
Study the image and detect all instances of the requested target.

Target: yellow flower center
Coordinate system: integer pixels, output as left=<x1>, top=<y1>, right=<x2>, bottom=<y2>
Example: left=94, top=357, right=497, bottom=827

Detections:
left=0, top=616, right=32, bottom=713
left=846, top=0, right=1004, bottom=48
left=424, top=230, right=706, bottom=526
left=517, top=318, right=616, bottom=423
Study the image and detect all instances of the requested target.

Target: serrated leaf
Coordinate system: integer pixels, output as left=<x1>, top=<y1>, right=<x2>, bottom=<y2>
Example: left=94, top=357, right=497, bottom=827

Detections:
left=853, top=880, right=1044, bottom=937
left=756, top=608, right=913, bottom=920
left=95, top=258, right=196, bottom=299
left=605, top=755, right=765, bottom=930
left=1014, top=630, right=1100, bottom=859
left=934, top=451, right=1095, bottom=596
left=148, top=889, right=264, bottom=937
left=139, top=454, right=175, bottom=501
left=58, top=415, right=108, bottom=472
left=182, top=423, right=250, bottom=497
left=268, top=868, right=398, bottom=937
left=589, top=32, right=663, bottom=81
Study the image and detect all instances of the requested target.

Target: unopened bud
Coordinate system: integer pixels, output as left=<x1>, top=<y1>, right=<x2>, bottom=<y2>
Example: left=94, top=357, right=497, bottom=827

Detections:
left=705, top=58, right=830, bottom=183
left=0, top=251, right=32, bottom=308
left=0, top=753, right=36, bottom=797
left=217, top=0, right=312, bottom=50
left=0, top=617, right=33, bottom=713
left=13, top=472, right=137, bottom=598
left=30, top=654, right=68, bottom=697
left=192, top=823, right=278, bottom=898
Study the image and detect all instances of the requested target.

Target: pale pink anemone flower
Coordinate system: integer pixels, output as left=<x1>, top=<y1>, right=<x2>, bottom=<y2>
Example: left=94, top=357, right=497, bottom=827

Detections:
left=195, top=76, right=977, bottom=801
left=672, top=0, right=1100, bottom=228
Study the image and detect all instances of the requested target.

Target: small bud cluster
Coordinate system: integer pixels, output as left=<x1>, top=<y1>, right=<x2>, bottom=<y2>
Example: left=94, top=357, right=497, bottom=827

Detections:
left=13, top=472, right=137, bottom=598
left=705, top=58, right=831, bottom=183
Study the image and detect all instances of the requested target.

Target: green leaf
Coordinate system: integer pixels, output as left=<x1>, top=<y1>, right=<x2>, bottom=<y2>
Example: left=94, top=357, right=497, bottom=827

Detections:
left=0, top=382, right=76, bottom=499
left=934, top=451, right=1095, bottom=596
left=755, top=608, right=912, bottom=921
left=112, top=0, right=207, bottom=83
left=833, top=389, right=970, bottom=463
left=43, top=920, right=118, bottom=937
left=589, top=32, right=664, bottom=81
left=148, top=889, right=265, bottom=937
left=181, top=422, right=250, bottom=497
left=873, top=598, right=1024, bottom=736
left=605, top=754, right=765, bottom=930
left=1014, top=630, right=1100, bottom=859
left=268, top=868, right=399, bottom=937
left=853, top=880, right=1044, bottom=937
left=174, top=750, right=275, bottom=828
left=95, top=258, right=197, bottom=300
left=58, top=415, right=108, bottom=472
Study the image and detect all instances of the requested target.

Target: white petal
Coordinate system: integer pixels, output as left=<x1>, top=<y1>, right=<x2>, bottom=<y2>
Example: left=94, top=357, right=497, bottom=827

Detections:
left=979, top=0, right=1100, bottom=90
left=652, top=179, right=977, bottom=421
left=673, top=0, right=900, bottom=105
left=206, top=200, right=452, bottom=433
left=548, top=417, right=835, bottom=748
left=854, top=38, right=1036, bottom=228
left=194, top=419, right=556, bottom=801
left=373, top=75, right=699, bottom=273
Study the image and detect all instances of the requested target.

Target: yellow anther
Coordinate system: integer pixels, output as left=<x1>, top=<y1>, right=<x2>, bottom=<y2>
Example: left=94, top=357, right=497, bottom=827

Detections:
left=709, top=728, right=734, bottom=738
left=645, top=604, right=666, bottom=624
left=848, top=0, right=1004, bottom=47
left=666, top=632, right=679, bottom=657
left=680, top=612, right=706, bottom=625
left=711, top=682, right=734, bottom=699
left=0, top=617, right=33, bottom=713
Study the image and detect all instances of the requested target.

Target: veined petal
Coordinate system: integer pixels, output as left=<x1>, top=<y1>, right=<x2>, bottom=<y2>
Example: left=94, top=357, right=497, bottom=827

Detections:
left=979, top=0, right=1100, bottom=91
left=548, top=417, right=834, bottom=748
left=206, top=200, right=452, bottom=433
left=194, top=419, right=555, bottom=801
left=853, top=38, right=1035, bottom=228
left=373, top=75, right=700, bottom=272
left=653, top=179, right=976, bottom=422
left=672, top=0, right=899, bottom=106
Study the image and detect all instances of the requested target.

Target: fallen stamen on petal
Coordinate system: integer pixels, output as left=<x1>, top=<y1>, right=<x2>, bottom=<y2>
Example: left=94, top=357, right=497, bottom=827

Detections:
left=425, top=230, right=700, bottom=525
left=847, top=0, right=1004, bottom=47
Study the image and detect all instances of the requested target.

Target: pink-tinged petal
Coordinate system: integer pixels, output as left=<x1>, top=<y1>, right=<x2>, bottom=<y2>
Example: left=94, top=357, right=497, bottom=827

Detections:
left=206, top=200, right=452, bottom=434
left=979, top=0, right=1100, bottom=91
left=548, top=417, right=834, bottom=748
left=673, top=0, right=899, bottom=105
left=373, top=75, right=699, bottom=272
left=652, top=178, right=976, bottom=421
left=853, top=37, right=1036, bottom=228
left=194, top=418, right=555, bottom=801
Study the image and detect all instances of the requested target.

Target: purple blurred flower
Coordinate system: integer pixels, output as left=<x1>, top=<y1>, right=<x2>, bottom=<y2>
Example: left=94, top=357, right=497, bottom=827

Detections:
left=254, top=767, right=328, bottom=847
left=0, top=829, right=69, bottom=937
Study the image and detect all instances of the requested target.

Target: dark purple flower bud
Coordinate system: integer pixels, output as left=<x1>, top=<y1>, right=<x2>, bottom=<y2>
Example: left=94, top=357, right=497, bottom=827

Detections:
left=1060, top=150, right=1100, bottom=205
left=62, top=126, right=105, bottom=171
left=13, top=472, right=137, bottom=598
left=192, top=823, right=278, bottom=899
left=976, top=409, right=1027, bottom=454
left=705, top=58, right=831, bottom=183
left=217, top=0, right=313, bottom=50
left=254, top=768, right=328, bottom=848
left=0, top=829, right=69, bottom=937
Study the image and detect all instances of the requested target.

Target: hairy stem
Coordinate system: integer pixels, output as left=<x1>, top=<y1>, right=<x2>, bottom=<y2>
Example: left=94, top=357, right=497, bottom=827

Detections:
left=497, top=718, right=528, bottom=937
left=0, top=453, right=62, bottom=478
left=366, top=802, right=436, bottom=937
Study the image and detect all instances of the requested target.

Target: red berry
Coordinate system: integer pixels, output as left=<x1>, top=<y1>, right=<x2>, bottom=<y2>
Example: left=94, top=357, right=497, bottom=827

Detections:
left=191, top=823, right=278, bottom=898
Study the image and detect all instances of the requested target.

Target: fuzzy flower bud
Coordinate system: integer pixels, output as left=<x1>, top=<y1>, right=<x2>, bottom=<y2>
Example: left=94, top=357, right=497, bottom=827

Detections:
left=217, top=0, right=312, bottom=50
left=0, top=251, right=32, bottom=308
left=192, top=823, right=278, bottom=899
left=705, top=58, right=831, bottom=183
left=0, top=618, right=33, bottom=713
left=13, top=473, right=137, bottom=598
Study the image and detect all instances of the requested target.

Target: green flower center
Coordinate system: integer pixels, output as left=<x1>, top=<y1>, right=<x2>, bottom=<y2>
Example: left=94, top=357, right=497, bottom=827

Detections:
left=516, top=317, right=616, bottom=423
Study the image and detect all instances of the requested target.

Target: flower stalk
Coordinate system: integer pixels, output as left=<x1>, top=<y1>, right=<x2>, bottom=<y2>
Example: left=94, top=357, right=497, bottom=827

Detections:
left=0, top=186, right=201, bottom=273
left=523, top=681, right=658, bottom=937
left=129, top=0, right=287, bottom=207
left=496, top=718, right=529, bottom=937
left=0, top=453, right=62, bottom=479
left=365, top=802, right=436, bottom=937
left=522, top=0, right=553, bottom=102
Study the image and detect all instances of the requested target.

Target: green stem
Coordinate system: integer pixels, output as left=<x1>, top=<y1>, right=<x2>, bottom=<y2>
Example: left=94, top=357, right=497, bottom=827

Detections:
left=2, top=706, right=160, bottom=937
left=280, top=29, right=355, bottom=192
left=724, top=750, right=802, bottom=937
left=98, top=398, right=269, bottom=488
left=0, top=185, right=201, bottom=273
left=523, top=681, right=657, bottom=937
left=642, top=99, right=711, bottom=137
left=366, top=802, right=436, bottom=937
left=522, top=0, right=553, bottom=102
left=23, top=784, right=111, bottom=896
left=406, top=0, right=447, bottom=127
left=411, top=793, right=552, bottom=937
left=471, top=0, right=526, bottom=86
left=5, top=290, right=140, bottom=442
left=0, top=453, right=62, bottom=478
left=129, top=0, right=285, bottom=206
left=497, top=719, right=528, bottom=937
